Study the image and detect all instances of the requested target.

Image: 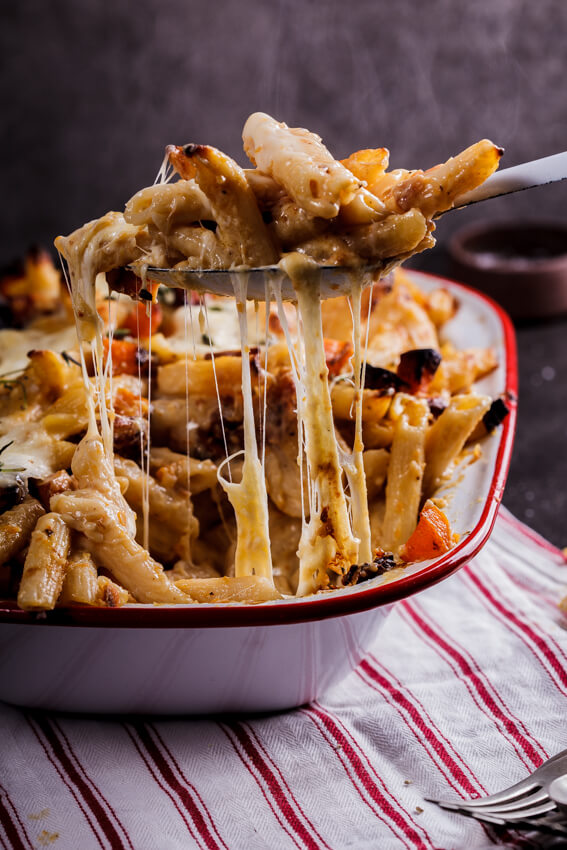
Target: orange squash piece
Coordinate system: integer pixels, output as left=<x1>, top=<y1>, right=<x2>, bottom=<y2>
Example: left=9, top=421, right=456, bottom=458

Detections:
left=102, top=338, right=141, bottom=376
left=400, top=500, right=453, bottom=563
left=324, top=339, right=353, bottom=376
left=122, top=300, right=163, bottom=338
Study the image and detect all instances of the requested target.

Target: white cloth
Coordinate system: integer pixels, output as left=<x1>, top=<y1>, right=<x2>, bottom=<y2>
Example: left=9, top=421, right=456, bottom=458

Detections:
left=1, top=507, right=566, bottom=850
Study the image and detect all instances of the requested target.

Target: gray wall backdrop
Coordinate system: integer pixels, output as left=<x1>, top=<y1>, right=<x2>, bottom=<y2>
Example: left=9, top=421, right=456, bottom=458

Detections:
left=1, top=0, right=566, bottom=264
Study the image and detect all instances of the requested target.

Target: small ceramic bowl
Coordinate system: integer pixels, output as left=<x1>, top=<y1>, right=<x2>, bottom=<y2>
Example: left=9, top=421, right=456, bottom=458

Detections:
left=449, top=221, right=567, bottom=321
left=0, top=272, right=517, bottom=715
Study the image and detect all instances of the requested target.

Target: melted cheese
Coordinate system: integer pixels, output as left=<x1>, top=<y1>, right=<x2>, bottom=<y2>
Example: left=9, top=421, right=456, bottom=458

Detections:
left=164, top=298, right=266, bottom=357
left=0, top=325, right=79, bottom=377
left=33, top=112, right=503, bottom=601
left=337, top=279, right=372, bottom=564
left=0, top=322, right=81, bottom=485
left=0, top=412, right=68, bottom=484
left=55, top=212, right=141, bottom=342
left=279, top=254, right=360, bottom=594
left=218, top=275, right=273, bottom=580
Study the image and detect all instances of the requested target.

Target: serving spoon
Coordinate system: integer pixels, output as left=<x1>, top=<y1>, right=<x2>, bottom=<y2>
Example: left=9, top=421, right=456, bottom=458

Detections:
left=133, top=151, right=567, bottom=302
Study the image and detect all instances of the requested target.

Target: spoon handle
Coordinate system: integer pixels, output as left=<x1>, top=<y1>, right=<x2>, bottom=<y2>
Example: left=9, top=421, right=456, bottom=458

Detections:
left=455, top=151, right=567, bottom=209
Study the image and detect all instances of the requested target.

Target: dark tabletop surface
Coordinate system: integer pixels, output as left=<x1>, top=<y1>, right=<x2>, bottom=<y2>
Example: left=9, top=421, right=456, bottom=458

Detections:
left=411, top=248, right=567, bottom=549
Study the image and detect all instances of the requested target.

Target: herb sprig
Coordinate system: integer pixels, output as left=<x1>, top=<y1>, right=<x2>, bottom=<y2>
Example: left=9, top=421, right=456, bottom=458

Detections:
left=0, top=372, right=27, bottom=405
left=0, top=441, right=25, bottom=474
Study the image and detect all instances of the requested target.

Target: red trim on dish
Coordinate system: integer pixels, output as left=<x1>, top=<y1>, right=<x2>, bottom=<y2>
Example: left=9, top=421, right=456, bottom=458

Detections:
left=0, top=273, right=517, bottom=630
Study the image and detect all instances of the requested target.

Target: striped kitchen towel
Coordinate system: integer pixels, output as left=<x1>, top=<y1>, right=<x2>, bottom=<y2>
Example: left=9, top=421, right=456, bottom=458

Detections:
left=1, top=506, right=566, bottom=850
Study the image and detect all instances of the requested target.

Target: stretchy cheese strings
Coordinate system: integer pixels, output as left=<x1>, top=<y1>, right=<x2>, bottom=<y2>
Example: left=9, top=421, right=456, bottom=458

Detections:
left=261, top=281, right=270, bottom=470
left=135, top=288, right=146, bottom=544
left=154, top=153, right=174, bottom=186
left=58, top=251, right=101, bottom=439
left=203, top=296, right=232, bottom=483
left=217, top=274, right=272, bottom=581
left=142, top=294, right=153, bottom=552
left=272, top=277, right=308, bottom=533
left=341, top=279, right=371, bottom=563
left=105, top=292, right=117, bottom=452
left=183, top=290, right=192, bottom=514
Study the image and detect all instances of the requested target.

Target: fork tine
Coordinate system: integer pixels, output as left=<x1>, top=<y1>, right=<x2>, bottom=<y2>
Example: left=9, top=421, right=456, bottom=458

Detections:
left=429, top=797, right=557, bottom=829
left=427, top=798, right=567, bottom=836
left=426, top=774, right=538, bottom=810
left=426, top=748, right=567, bottom=833
left=450, top=787, right=550, bottom=815
left=470, top=811, right=567, bottom=837
left=488, top=799, right=557, bottom=821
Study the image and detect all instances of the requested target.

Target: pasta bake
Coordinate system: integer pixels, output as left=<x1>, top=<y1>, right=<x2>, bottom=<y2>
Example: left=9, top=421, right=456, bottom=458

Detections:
left=0, top=113, right=509, bottom=609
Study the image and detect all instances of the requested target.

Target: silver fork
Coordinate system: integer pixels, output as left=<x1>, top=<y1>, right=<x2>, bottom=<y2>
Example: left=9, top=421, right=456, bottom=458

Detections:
left=426, top=748, right=567, bottom=836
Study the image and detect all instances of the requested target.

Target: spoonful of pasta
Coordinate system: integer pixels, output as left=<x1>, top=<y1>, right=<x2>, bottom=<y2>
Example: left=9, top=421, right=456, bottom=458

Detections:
left=56, top=112, right=567, bottom=305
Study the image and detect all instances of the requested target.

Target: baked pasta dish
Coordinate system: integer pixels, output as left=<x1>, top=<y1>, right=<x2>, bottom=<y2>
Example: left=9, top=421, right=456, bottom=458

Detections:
left=0, top=113, right=509, bottom=609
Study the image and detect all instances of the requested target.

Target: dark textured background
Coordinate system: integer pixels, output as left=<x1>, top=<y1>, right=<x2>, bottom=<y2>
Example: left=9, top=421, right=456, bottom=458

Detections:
left=1, top=0, right=566, bottom=543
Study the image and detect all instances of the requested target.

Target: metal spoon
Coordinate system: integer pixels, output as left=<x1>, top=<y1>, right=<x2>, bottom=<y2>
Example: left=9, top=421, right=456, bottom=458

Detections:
left=134, top=151, right=567, bottom=301
left=138, top=262, right=386, bottom=301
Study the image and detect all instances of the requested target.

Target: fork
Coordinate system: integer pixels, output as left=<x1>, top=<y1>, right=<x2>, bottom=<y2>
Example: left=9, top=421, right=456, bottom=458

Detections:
left=426, top=748, right=567, bottom=836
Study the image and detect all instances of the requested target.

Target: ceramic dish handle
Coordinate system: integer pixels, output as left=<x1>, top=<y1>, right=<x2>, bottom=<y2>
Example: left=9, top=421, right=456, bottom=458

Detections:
left=455, top=151, right=567, bottom=209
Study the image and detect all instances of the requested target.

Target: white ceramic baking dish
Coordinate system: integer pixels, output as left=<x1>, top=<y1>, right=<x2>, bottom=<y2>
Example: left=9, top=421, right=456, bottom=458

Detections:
left=0, top=272, right=517, bottom=714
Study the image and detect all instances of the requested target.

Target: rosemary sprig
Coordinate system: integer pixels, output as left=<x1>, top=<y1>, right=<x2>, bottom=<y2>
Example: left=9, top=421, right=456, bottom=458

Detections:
left=61, top=350, right=81, bottom=368
left=0, top=368, right=25, bottom=379
left=0, top=377, right=27, bottom=405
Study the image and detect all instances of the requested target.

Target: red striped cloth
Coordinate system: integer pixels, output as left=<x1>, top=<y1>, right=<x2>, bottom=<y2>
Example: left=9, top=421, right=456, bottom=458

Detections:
left=1, top=506, right=567, bottom=850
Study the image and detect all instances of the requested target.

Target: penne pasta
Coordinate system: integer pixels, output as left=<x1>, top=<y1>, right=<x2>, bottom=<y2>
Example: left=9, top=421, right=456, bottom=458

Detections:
left=243, top=112, right=363, bottom=218
left=17, top=513, right=71, bottom=610
left=423, top=394, right=492, bottom=496
left=0, top=498, right=45, bottom=566
left=175, top=576, right=282, bottom=604
left=381, top=396, right=429, bottom=553
left=58, top=550, right=99, bottom=606
left=51, top=490, right=189, bottom=604
left=331, top=383, right=392, bottom=425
